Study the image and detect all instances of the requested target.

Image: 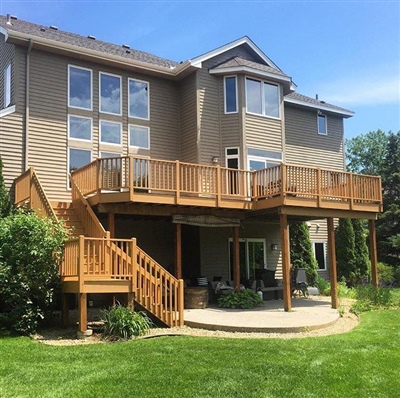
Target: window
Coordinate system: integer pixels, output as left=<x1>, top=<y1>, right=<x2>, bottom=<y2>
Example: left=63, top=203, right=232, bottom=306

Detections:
left=4, top=63, right=11, bottom=108
left=129, top=125, right=150, bottom=149
left=229, top=238, right=266, bottom=280
left=313, top=242, right=327, bottom=270
left=318, top=114, right=327, bottom=135
left=224, top=76, right=237, bottom=113
left=68, top=66, right=92, bottom=110
left=100, top=120, right=122, bottom=145
left=129, top=78, right=149, bottom=120
left=245, top=78, right=280, bottom=118
left=100, top=152, right=120, bottom=158
left=99, top=72, right=121, bottom=115
left=247, top=148, right=282, bottom=170
left=68, top=115, right=92, bottom=141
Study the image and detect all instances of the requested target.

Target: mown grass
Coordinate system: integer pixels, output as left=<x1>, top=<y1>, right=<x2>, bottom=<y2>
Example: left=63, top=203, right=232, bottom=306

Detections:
left=1, top=309, right=399, bottom=398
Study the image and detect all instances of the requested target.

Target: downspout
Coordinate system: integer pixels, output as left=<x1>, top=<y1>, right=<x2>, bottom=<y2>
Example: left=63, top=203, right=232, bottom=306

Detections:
left=24, top=39, right=33, bottom=170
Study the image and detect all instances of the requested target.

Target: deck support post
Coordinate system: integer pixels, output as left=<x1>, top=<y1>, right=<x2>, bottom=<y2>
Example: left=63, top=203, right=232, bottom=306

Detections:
left=78, top=293, right=87, bottom=332
left=280, top=213, right=291, bottom=311
left=233, top=226, right=240, bottom=291
left=369, top=219, right=379, bottom=287
left=61, top=293, right=69, bottom=328
left=327, top=217, right=338, bottom=309
left=174, top=223, right=182, bottom=279
left=127, top=292, right=134, bottom=309
left=108, top=212, right=115, bottom=238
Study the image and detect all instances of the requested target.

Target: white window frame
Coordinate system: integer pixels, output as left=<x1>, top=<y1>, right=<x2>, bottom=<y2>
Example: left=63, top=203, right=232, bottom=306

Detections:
left=67, top=147, right=92, bottom=190
left=245, top=77, right=281, bottom=119
left=100, top=120, right=122, bottom=146
left=224, top=75, right=238, bottom=114
left=225, top=147, right=240, bottom=168
left=247, top=148, right=283, bottom=171
left=4, top=63, right=11, bottom=108
left=318, top=113, right=327, bottom=135
left=99, top=151, right=121, bottom=158
left=228, top=238, right=267, bottom=280
left=68, top=115, right=92, bottom=142
left=128, top=77, right=150, bottom=120
left=312, top=241, right=327, bottom=271
left=99, top=72, right=122, bottom=116
left=68, top=65, right=93, bottom=111
left=129, top=124, right=150, bottom=150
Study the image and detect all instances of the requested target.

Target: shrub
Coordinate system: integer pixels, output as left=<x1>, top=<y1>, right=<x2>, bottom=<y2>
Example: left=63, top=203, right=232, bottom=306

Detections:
left=0, top=210, right=67, bottom=334
left=0, top=156, right=11, bottom=218
left=102, top=304, right=152, bottom=340
left=218, top=289, right=263, bottom=309
left=350, top=284, right=397, bottom=315
left=337, top=280, right=356, bottom=299
left=378, top=262, right=395, bottom=285
left=315, top=276, right=330, bottom=296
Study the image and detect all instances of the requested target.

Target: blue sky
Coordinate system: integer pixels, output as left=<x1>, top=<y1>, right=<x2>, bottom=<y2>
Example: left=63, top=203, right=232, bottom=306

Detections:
left=1, top=0, right=399, bottom=139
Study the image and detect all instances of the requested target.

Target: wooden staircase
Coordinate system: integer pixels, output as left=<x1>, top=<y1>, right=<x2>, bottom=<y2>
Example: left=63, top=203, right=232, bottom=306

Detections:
left=14, top=168, right=184, bottom=331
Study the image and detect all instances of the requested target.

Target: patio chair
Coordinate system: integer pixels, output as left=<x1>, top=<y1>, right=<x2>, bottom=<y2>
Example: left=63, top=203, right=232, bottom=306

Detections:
left=291, top=268, right=309, bottom=297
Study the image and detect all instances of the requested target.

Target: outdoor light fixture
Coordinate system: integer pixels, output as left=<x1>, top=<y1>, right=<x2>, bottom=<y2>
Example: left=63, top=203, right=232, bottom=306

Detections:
left=270, top=244, right=278, bottom=251
left=212, top=156, right=220, bottom=164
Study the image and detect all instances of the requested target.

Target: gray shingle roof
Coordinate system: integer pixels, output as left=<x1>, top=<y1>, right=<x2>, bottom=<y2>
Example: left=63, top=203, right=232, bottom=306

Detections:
left=212, top=56, right=289, bottom=78
left=0, top=15, right=178, bottom=68
left=285, top=92, right=353, bottom=115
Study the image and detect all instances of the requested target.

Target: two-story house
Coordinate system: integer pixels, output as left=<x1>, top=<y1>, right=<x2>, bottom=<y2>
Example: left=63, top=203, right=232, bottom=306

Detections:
left=0, top=15, right=382, bottom=331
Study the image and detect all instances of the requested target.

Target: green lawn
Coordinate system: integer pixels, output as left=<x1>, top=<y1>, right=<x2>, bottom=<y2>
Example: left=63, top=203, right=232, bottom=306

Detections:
left=1, top=310, right=399, bottom=398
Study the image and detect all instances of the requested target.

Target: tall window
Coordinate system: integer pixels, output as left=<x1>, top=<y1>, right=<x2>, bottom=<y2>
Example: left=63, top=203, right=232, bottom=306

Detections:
left=318, top=114, right=327, bottom=135
left=68, top=148, right=92, bottom=188
left=100, top=120, right=122, bottom=145
left=247, top=148, right=282, bottom=171
left=129, top=125, right=150, bottom=149
left=68, top=65, right=92, bottom=110
left=224, top=76, right=237, bottom=113
left=313, top=241, right=326, bottom=270
left=4, top=63, right=11, bottom=108
left=100, top=72, right=122, bottom=115
left=68, top=115, right=92, bottom=141
left=245, top=78, right=280, bottom=118
left=129, top=78, right=149, bottom=120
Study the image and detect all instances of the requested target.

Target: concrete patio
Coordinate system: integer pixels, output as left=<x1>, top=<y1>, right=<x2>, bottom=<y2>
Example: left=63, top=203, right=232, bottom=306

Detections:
left=184, top=297, right=340, bottom=333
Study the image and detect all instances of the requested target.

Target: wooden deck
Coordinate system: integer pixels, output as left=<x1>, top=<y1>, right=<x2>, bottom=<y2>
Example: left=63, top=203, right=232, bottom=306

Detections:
left=72, top=156, right=383, bottom=215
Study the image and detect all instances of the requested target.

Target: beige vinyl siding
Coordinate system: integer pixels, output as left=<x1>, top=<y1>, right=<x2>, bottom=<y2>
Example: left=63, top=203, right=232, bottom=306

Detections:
left=245, top=114, right=283, bottom=153
left=26, top=49, right=180, bottom=201
left=179, top=74, right=197, bottom=163
left=200, top=222, right=282, bottom=282
left=0, top=36, right=25, bottom=200
left=284, top=105, right=345, bottom=170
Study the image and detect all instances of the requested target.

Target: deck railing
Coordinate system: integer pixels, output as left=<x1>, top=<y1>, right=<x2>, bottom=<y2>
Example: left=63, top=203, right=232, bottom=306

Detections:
left=71, top=156, right=382, bottom=209
left=14, top=167, right=57, bottom=219
left=62, top=236, right=184, bottom=327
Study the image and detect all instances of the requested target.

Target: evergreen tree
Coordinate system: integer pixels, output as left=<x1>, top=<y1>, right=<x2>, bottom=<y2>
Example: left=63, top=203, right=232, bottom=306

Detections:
left=336, top=218, right=356, bottom=285
left=352, top=219, right=370, bottom=280
left=289, top=221, right=318, bottom=285
left=0, top=156, right=12, bottom=218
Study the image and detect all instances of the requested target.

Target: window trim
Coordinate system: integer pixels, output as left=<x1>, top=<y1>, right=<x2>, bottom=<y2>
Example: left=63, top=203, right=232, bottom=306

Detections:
left=67, top=147, right=92, bottom=190
left=128, top=77, right=150, bottom=121
left=129, top=124, right=150, bottom=150
left=318, top=113, right=327, bottom=135
left=68, top=65, right=93, bottom=111
left=4, top=63, right=11, bottom=108
left=99, top=71, right=122, bottom=116
left=225, top=147, right=240, bottom=169
left=312, top=241, right=327, bottom=271
left=224, top=75, right=238, bottom=114
left=99, top=119, right=122, bottom=146
left=245, top=77, right=281, bottom=119
left=68, top=115, right=93, bottom=142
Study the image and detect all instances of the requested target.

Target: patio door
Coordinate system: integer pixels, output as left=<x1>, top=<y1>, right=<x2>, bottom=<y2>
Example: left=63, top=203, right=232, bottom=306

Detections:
left=226, top=147, right=240, bottom=195
left=229, top=238, right=266, bottom=282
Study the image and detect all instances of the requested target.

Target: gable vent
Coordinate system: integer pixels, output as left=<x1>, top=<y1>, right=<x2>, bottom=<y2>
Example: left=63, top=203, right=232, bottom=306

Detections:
left=87, top=35, right=96, bottom=40
left=49, top=25, right=58, bottom=31
left=122, top=44, right=130, bottom=49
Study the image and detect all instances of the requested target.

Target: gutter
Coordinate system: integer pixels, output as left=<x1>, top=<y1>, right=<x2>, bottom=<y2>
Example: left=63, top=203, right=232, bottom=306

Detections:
left=25, top=38, right=33, bottom=170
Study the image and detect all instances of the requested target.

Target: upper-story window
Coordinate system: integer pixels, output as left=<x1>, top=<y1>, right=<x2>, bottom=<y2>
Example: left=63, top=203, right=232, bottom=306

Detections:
left=4, top=63, right=11, bottom=108
left=224, top=76, right=238, bottom=114
left=247, top=148, right=282, bottom=171
left=245, top=78, right=280, bottom=118
left=100, top=72, right=122, bottom=115
left=318, top=114, right=327, bottom=135
left=100, top=120, right=122, bottom=145
left=129, top=125, right=150, bottom=149
left=68, top=65, right=92, bottom=110
left=129, top=78, right=149, bottom=120
left=68, top=115, right=92, bottom=141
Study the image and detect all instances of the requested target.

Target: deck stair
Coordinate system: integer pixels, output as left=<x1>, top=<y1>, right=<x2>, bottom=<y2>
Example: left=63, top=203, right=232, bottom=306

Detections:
left=51, top=202, right=87, bottom=237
